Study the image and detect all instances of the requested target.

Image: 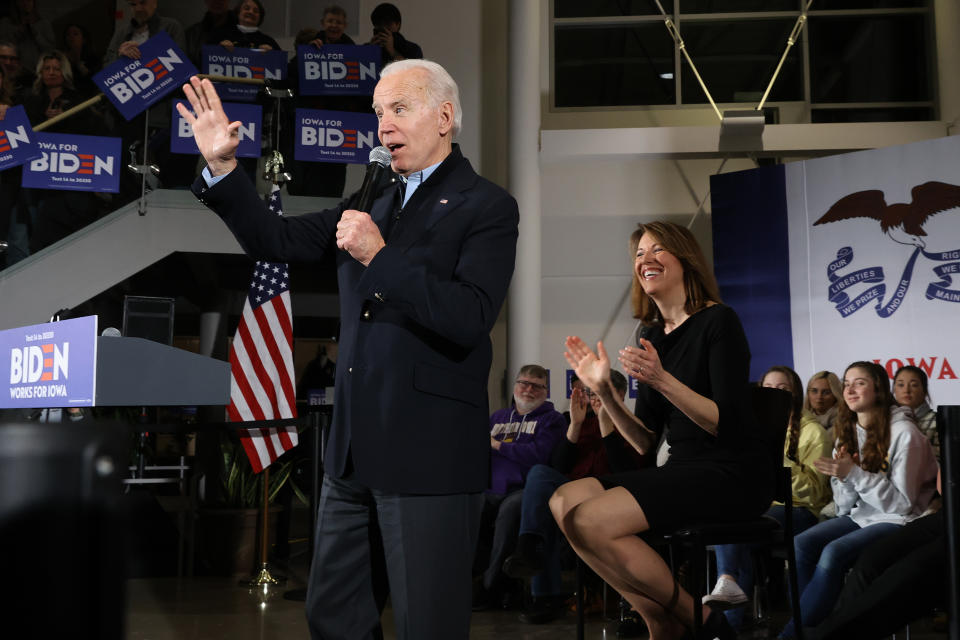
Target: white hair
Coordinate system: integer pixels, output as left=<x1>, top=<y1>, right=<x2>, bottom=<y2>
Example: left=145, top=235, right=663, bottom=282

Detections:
left=380, top=58, right=461, bottom=137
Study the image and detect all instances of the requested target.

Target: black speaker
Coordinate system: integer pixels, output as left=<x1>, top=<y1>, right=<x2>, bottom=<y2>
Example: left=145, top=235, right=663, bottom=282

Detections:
left=122, top=295, right=175, bottom=345
left=0, top=422, right=126, bottom=639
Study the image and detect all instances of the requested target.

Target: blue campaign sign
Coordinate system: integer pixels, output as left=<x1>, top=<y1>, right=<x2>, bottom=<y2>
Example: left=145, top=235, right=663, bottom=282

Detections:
left=201, top=45, right=286, bottom=102
left=1, top=316, right=98, bottom=409
left=295, top=108, right=379, bottom=164
left=0, top=105, right=41, bottom=171
left=21, top=133, right=121, bottom=193
left=297, top=44, right=380, bottom=96
left=171, top=100, right=262, bottom=157
left=93, top=31, right=198, bottom=121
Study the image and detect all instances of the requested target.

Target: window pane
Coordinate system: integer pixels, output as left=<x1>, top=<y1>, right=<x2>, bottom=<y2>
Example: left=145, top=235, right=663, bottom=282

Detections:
left=811, top=107, right=934, bottom=122
left=554, top=0, right=670, bottom=18
left=814, top=0, right=926, bottom=8
left=679, top=19, right=802, bottom=104
left=809, top=15, right=931, bottom=102
left=555, top=25, right=676, bottom=107
left=679, top=0, right=798, bottom=12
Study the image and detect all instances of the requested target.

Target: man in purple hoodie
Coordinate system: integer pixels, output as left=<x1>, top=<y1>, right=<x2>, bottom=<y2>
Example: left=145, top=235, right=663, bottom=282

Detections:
left=473, top=364, right=566, bottom=609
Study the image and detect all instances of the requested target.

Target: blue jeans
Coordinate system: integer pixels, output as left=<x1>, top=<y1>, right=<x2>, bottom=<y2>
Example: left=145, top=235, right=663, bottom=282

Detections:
left=517, top=464, right=570, bottom=597
left=714, top=504, right=819, bottom=629
left=778, top=516, right=900, bottom=638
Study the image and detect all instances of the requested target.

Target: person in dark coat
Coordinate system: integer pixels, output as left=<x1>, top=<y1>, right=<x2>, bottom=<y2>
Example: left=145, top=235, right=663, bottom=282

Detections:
left=179, top=58, right=519, bottom=640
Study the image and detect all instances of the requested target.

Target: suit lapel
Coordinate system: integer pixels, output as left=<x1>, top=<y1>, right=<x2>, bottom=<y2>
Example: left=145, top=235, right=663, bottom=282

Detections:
left=386, top=147, right=475, bottom=251
left=371, top=182, right=402, bottom=237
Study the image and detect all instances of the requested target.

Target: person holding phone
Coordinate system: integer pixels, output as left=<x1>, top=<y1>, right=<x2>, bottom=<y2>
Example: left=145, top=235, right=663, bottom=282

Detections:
left=368, top=3, right=422, bottom=64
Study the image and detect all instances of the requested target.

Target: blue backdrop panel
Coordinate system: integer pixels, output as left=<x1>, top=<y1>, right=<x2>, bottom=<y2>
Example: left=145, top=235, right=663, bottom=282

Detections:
left=711, top=164, right=793, bottom=381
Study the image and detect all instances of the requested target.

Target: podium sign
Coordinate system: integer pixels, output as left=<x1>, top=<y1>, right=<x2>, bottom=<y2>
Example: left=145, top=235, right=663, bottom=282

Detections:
left=2, top=316, right=98, bottom=408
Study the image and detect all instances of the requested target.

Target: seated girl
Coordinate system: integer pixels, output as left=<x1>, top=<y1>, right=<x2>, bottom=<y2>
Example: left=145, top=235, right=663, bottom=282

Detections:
left=776, top=361, right=938, bottom=639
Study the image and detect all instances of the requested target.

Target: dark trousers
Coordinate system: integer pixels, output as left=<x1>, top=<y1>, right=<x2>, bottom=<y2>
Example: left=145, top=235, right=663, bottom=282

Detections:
left=518, top=464, right=569, bottom=597
left=808, top=511, right=945, bottom=640
left=477, top=490, right=523, bottom=591
left=305, top=473, right=483, bottom=640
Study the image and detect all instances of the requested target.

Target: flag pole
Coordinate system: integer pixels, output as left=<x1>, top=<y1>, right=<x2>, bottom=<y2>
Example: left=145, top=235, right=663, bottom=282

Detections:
left=241, top=464, right=286, bottom=592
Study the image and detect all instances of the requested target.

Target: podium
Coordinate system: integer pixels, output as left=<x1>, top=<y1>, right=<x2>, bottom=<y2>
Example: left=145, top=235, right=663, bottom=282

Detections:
left=94, top=336, right=230, bottom=406
left=1, top=316, right=229, bottom=409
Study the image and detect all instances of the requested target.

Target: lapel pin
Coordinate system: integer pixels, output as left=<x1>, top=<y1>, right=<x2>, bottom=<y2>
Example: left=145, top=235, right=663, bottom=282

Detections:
left=439, top=199, right=448, bottom=204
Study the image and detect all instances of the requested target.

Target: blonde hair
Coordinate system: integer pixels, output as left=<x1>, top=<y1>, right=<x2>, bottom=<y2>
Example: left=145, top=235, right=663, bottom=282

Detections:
left=32, top=50, right=73, bottom=94
left=803, top=370, right=841, bottom=415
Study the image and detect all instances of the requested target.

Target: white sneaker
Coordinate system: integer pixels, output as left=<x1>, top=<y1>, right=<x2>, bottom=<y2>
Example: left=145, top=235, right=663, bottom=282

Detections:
left=702, top=576, right=749, bottom=609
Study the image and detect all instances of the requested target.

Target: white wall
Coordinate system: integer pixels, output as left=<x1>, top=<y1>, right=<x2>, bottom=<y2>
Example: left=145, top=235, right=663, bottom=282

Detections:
left=527, top=0, right=959, bottom=402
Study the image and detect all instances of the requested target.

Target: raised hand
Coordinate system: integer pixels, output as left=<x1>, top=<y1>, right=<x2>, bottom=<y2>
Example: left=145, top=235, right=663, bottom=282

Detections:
left=570, top=385, right=588, bottom=426
left=177, top=76, right=239, bottom=176
left=564, top=336, right=611, bottom=393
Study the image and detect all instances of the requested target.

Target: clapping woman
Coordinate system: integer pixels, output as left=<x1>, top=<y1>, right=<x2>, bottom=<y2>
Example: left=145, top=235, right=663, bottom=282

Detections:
left=551, top=221, right=773, bottom=640
left=775, top=361, right=938, bottom=639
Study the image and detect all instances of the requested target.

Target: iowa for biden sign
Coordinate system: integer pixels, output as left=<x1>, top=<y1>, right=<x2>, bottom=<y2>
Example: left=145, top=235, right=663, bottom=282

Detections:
left=171, top=100, right=262, bottom=158
left=295, top=109, right=379, bottom=164
left=94, top=32, right=198, bottom=120
left=22, top=133, right=121, bottom=192
left=297, top=45, right=379, bottom=96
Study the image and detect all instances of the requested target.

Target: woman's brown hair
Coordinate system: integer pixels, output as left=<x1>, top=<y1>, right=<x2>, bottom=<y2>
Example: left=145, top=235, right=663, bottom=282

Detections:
left=761, top=365, right=804, bottom=462
left=835, top=361, right=895, bottom=473
left=629, top=221, right=722, bottom=326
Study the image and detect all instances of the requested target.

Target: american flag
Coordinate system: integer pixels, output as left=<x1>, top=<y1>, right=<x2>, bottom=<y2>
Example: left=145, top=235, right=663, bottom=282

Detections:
left=227, top=185, right=298, bottom=473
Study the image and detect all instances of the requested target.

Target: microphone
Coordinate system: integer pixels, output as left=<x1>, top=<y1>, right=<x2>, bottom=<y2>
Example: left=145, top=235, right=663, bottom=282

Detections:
left=101, top=327, right=122, bottom=338
left=355, top=146, right=393, bottom=213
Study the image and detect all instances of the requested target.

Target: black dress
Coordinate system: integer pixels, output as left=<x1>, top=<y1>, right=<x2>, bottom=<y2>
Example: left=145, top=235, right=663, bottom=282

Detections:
left=599, top=304, right=774, bottom=531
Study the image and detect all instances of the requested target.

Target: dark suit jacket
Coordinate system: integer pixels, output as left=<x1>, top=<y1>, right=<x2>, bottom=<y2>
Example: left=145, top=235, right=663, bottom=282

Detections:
left=193, top=145, right=519, bottom=494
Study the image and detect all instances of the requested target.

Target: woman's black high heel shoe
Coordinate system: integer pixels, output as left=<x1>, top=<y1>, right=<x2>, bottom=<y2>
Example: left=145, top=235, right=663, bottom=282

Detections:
left=698, top=607, right=738, bottom=640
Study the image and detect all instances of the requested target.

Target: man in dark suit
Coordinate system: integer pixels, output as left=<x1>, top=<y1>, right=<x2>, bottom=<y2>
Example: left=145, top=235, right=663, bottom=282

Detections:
left=179, top=60, right=519, bottom=640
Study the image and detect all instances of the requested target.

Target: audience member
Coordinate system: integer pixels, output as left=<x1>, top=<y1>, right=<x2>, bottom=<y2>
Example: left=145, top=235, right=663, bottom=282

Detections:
left=104, top=0, right=189, bottom=195
left=282, top=6, right=366, bottom=198
left=804, top=370, right=842, bottom=439
left=504, top=370, right=645, bottom=624
left=61, top=24, right=100, bottom=98
left=104, top=0, right=186, bottom=65
left=297, top=344, right=336, bottom=401
left=775, top=361, right=938, bottom=639
left=807, top=468, right=945, bottom=640
left=554, top=221, right=773, bottom=640
left=704, top=365, right=832, bottom=630
left=318, top=5, right=353, bottom=45
left=0, top=40, right=33, bottom=98
left=369, top=3, right=422, bottom=64
left=23, top=50, right=103, bottom=255
left=893, top=365, right=938, bottom=458
left=473, top=364, right=566, bottom=611
left=208, top=0, right=279, bottom=52
left=185, top=0, right=234, bottom=64
left=0, top=0, right=55, bottom=79
left=0, top=62, right=17, bottom=267
left=0, top=45, right=34, bottom=267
